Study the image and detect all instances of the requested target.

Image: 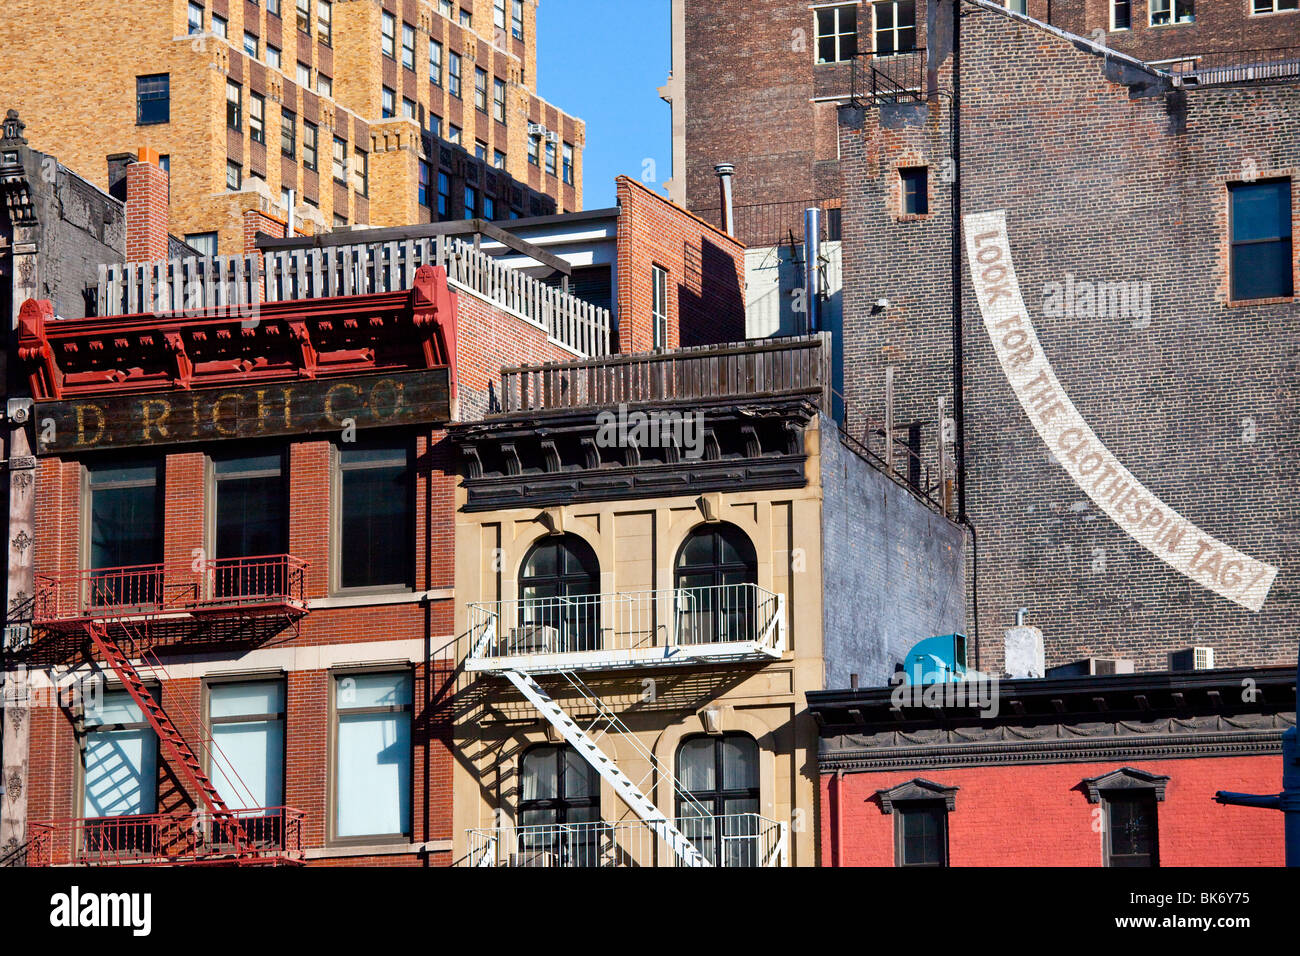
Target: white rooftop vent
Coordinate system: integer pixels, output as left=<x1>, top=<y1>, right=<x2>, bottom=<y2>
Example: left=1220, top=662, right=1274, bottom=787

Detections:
left=1168, top=646, right=1215, bottom=671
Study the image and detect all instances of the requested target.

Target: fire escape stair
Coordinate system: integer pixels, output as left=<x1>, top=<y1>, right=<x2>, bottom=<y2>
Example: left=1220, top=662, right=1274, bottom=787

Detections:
left=501, top=668, right=710, bottom=868
left=86, top=623, right=244, bottom=853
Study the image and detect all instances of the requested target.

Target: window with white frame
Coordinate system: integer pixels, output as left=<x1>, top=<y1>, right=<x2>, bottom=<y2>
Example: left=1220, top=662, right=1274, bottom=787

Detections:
left=1005, top=0, right=1026, bottom=12
left=1149, top=0, right=1194, bottom=24
left=815, top=4, right=858, bottom=63
left=652, top=264, right=668, bottom=348
left=208, top=680, right=286, bottom=812
left=873, top=1, right=917, bottom=55
left=1112, top=0, right=1132, bottom=29
left=1253, top=0, right=1298, bottom=11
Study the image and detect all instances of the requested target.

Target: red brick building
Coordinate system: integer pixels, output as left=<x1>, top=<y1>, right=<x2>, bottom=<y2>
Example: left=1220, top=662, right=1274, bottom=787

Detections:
left=810, top=665, right=1295, bottom=866
left=1, top=151, right=745, bottom=866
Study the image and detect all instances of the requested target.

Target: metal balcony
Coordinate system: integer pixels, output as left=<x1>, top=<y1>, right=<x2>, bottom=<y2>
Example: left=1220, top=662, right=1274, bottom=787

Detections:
left=466, top=813, right=788, bottom=868
left=25, top=808, right=305, bottom=867
left=465, top=583, right=785, bottom=674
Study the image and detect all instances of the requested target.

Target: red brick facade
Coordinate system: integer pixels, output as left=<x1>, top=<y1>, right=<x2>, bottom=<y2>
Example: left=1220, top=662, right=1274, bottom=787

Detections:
left=820, top=756, right=1284, bottom=866
left=125, top=152, right=170, bottom=264
left=615, top=175, right=746, bottom=351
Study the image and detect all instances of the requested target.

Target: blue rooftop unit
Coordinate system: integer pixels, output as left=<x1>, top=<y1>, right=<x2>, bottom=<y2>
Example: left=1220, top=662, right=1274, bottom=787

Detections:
left=901, top=634, right=968, bottom=685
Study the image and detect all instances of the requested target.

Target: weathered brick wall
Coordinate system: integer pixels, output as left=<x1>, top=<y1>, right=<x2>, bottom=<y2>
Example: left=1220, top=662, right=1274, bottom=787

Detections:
left=1049, top=0, right=1300, bottom=62
left=839, top=3, right=1299, bottom=672
left=820, top=755, right=1285, bottom=866
left=615, top=174, right=746, bottom=350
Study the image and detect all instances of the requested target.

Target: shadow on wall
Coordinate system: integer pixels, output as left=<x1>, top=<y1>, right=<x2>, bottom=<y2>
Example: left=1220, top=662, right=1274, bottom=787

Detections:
left=678, top=238, right=746, bottom=347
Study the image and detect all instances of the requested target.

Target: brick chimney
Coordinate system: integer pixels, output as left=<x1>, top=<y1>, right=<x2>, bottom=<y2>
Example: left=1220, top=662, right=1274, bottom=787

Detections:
left=125, top=147, right=170, bottom=263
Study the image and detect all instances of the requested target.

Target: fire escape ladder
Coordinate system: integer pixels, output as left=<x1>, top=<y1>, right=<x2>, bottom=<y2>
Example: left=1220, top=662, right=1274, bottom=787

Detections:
left=501, top=668, right=711, bottom=868
left=85, top=624, right=244, bottom=852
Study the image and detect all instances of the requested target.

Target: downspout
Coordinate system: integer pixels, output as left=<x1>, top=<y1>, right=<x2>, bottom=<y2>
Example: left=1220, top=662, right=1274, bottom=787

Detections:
left=951, top=0, right=966, bottom=524
left=835, top=769, right=845, bottom=867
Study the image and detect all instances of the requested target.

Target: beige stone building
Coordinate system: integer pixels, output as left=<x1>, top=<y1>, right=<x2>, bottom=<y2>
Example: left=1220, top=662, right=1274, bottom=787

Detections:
left=0, top=0, right=584, bottom=256
left=446, top=335, right=967, bottom=866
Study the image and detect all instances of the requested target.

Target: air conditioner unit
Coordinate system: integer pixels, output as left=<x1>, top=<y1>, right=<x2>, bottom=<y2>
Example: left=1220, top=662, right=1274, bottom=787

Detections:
left=3, top=624, right=31, bottom=651
left=1045, top=657, right=1136, bottom=678
left=544, top=130, right=560, bottom=144
left=527, top=122, right=547, bottom=138
left=1168, top=646, right=1215, bottom=671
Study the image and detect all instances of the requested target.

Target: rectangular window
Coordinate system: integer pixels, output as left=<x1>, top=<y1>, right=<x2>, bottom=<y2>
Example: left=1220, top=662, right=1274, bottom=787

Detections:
left=448, top=123, right=461, bottom=145
left=208, top=680, right=286, bottom=811
left=460, top=8, right=471, bottom=27
left=333, top=672, right=412, bottom=840
left=402, top=22, right=416, bottom=70
left=430, top=114, right=443, bottom=137
left=873, top=1, right=916, bottom=55
left=188, top=2, right=205, bottom=35
left=250, top=93, right=265, bottom=143
left=336, top=443, right=410, bottom=590
left=816, top=4, right=858, bottom=63
left=267, top=44, right=282, bottom=70
left=896, top=802, right=949, bottom=867
left=430, top=39, right=444, bottom=86
left=544, top=140, right=557, bottom=176
left=381, top=11, right=396, bottom=57
left=212, top=13, right=227, bottom=38
left=1105, top=792, right=1159, bottom=867
left=354, top=147, right=368, bottom=195
left=512, top=0, right=525, bottom=39
left=493, top=149, right=506, bottom=169
left=244, top=31, right=259, bottom=56
left=226, top=80, right=242, bottom=129
left=83, top=691, right=158, bottom=819
left=88, top=462, right=163, bottom=583
left=527, top=133, right=539, bottom=166
left=900, top=166, right=928, bottom=215
left=475, top=68, right=488, bottom=112
left=281, top=109, right=296, bottom=157
left=303, top=120, right=318, bottom=170
left=317, top=73, right=332, bottom=97
left=186, top=232, right=218, bottom=257
left=403, top=97, right=417, bottom=120
left=297, top=0, right=311, bottom=33
left=652, top=264, right=668, bottom=348
left=382, top=86, right=396, bottom=118
left=440, top=0, right=453, bottom=17
left=418, top=159, right=431, bottom=206
left=494, top=0, right=507, bottom=32
left=297, top=61, right=312, bottom=88
left=332, top=136, right=347, bottom=182
left=268, top=0, right=281, bottom=15
left=449, top=52, right=462, bottom=97
left=562, top=142, right=574, bottom=185
left=493, top=77, right=507, bottom=123
left=1149, top=0, right=1195, bottom=24
left=475, top=139, right=488, bottom=160
left=1005, top=0, right=1027, bottom=12
left=1112, top=0, right=1132, bottom=28
left=136, top=74, right=170, bottom=125
left=317, top=0, right=332, bottom=44
left=1253, top=0, right=1299, bottom=11
left=438, top=170, right=451, bottom=217
left=1229, top=178, right=1293, bottom=301
left=213, top=452, right=286, bottom=588
left=465, top=183, right=479, bottom=216
left=484, top=194, right=496, bottom=220
left=226, top=160, right=242, bottom=190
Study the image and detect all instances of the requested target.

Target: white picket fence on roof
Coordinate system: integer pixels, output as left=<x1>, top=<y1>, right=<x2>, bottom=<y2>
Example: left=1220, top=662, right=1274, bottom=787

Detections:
left=96, top=233, right=612, bottom=357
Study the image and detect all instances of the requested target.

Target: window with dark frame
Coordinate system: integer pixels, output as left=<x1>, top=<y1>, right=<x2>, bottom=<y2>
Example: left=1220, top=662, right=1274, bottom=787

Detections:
left=1105, top=790, right=1159, bottom=866
left=212, top=13, right=227, bottom=37
left=136, top=74, right=170, bottom=126
left=382, top=86, right=395, bottom=118
left=317, top=0, right=332, bottom=44
left=562, top=142, right=574, bottom=185
left=336, top=442, right=411, bottom=591
left=419, top=159, right=431, bottom=207
left=402, top=21, right=416, bottom=70
left=494, top=77, right=507, bottom=123
left=226, top=160, right=242, bottom=190
left=475, top=67, right=488, bottom=112
left=303, top=121, right=318, bottom=170
left=1230, top=178, right=1293, bottom=301
left=512, top=0, right=525, bottom=38
left=896, top=801, right=949, bottom=866
left=676, top=734, right=760, bottom=867
left=430, top=39, right=443, bottom=86
left=900, top=166, right=928, bottom=215
left=244, top=30, right=259, bottom=57
left=88, top=461, right=163, bottom=606
left=354, top=147, right=368, bottom=195
left=464, top=183, right=479, bottom=216
left=188, top=1, right=205, bottom=35
left=518, top=745, right=600, bottom=865
left=518, top=535, right=601, bottom=653
left=438, top=170, right=450, bottom=217
left=281, top=109, right=297, bottom=158
left=381, top=10, right=396, bottom=57
left=333, top=672, right=412, bottom=840
left=332, top=136, right=347, bottom=181
left=449, top=51, right=462, bottom=97
left=213, top=452, right=287, bottom=597
left=545, top=140, right=557, bottom=176
left=674, top=523, right=759, bottom=645
left=296, top=0, right=311, bottom=33
left=226, top=80, right=242, bottom=129
left=250, top=92, right=266, bottom=143
left=815, top=3, right=858, bottom=63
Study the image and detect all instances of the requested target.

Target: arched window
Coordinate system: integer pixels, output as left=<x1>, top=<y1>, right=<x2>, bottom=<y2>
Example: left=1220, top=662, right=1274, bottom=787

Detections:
left=674, top=523, right=758, bottom=645
left=518, top=744, right=600, bottom=865
left=517, top=534, right=601, bottom=653
left=675, top=733, right=760, bottom=866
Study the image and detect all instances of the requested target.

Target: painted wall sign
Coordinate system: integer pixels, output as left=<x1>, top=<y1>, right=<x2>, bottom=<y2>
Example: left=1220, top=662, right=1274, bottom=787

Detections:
left=34, top=369, right=451, bottom=454
left=963, top=210, right=1278, bottom=612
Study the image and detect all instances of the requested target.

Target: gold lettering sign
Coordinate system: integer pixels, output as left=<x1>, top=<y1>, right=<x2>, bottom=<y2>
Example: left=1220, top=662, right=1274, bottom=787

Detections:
left=34, top=370, right=451, bottom=456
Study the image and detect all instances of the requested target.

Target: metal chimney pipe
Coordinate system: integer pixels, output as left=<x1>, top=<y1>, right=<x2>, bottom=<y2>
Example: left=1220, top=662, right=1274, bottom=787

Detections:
left=286, top=188, right=297, bottom=237
left=803, top=206, right=821, bottom=333
left=714, top=163, right=735, bottom=236
left=850, top=672, right=859, bottom=690
left=1016, top=607, right=1028, bottom=627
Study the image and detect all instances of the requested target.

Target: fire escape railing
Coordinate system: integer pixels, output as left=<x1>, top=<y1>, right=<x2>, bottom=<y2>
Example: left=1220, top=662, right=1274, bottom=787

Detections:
left=851, top=49, right=928, bottom=107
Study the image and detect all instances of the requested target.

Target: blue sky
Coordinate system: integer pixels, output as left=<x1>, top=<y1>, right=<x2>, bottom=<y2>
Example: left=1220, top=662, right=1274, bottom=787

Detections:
left=535, top=0, right=671, bottom=209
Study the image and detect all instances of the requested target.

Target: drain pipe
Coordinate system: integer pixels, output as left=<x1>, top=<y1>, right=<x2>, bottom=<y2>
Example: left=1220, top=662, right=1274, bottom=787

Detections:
left=804, top=206, right=821, bottom=333
left=285, top=187, right=297, bottom=237
left=951, top=0, right=967, bottom=524
left=714, top=163, right=735, bottom=236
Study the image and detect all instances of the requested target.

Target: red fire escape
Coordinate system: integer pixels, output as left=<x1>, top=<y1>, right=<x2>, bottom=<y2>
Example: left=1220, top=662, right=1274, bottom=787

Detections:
left=25, top=558, right=310, bottom=867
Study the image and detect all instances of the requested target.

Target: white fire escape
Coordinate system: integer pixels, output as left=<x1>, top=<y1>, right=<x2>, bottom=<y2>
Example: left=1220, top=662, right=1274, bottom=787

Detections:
left=465, top=584, right=788, bottom=867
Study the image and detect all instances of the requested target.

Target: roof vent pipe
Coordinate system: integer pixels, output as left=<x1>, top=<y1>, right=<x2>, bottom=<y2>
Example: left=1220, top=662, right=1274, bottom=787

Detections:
left=1016, top=607, right=1028, bottom=627
left=850, top=672, right=859, bottom=690
left=804, top=206, right=821, bottom=333
left=714, top=163, right=735, bottom=236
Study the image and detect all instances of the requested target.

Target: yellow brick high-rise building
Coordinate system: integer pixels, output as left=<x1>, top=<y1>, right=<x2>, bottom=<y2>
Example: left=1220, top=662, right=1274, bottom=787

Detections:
left=0, top=0, right=585, bottom=256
